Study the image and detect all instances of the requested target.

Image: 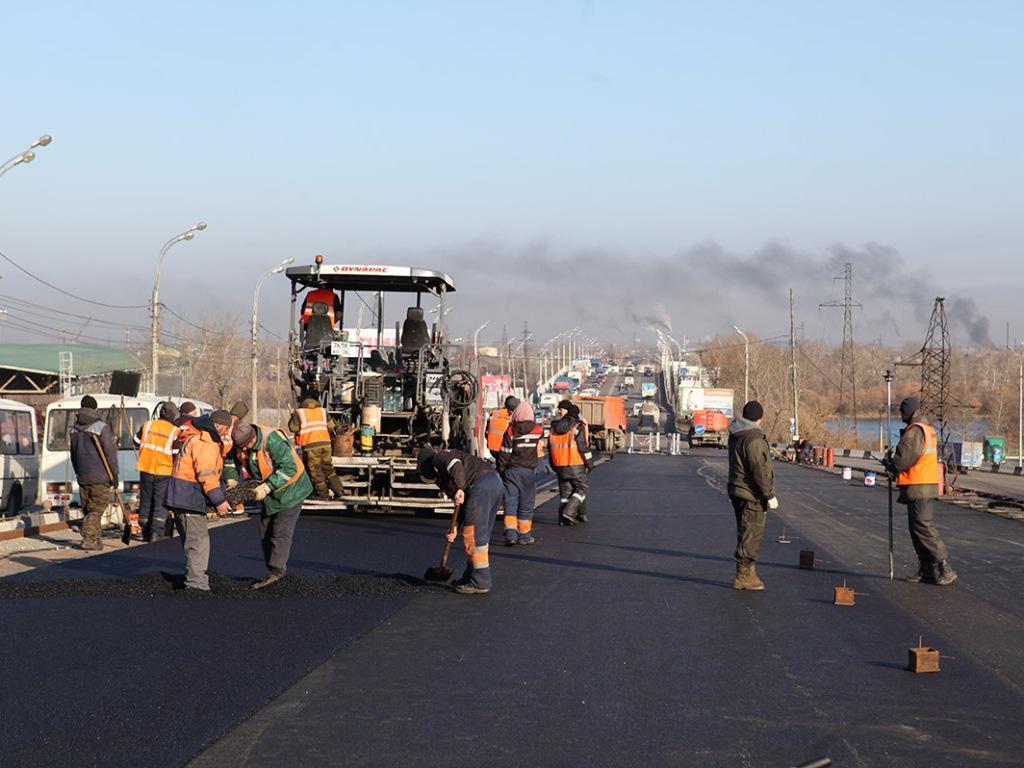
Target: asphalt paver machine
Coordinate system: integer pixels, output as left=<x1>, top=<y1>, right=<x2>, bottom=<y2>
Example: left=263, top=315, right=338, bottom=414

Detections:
left=286, top=260, right=477, bottom=512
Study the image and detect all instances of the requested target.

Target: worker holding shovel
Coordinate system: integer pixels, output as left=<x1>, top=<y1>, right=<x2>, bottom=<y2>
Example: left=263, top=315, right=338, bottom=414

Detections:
left=418, top=446, right=503, bottom=595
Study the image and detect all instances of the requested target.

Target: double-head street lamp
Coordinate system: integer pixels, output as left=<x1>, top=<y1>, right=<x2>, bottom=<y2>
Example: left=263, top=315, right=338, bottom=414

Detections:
left=0, top=134, right=53, bottom=180
left=732, top=325, right=749, bottom=404
left=150, top=222, right=207, bottom=391
left=251, top=258, right=295, bottom=416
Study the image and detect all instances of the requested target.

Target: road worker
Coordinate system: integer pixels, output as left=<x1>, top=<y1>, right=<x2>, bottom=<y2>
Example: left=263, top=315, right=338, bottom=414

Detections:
left=288, top=397, right=344, bottom=501
left=727, top=400, right=777, bottom=591
left=300, top=285, right=342, bottom=328
left=485, top=396, right=517, bottom=459
left=229, top=422, right=314, bottom=590
left=69, top=395, right=119, bottom=551
left=164, top=414, right=231, bottom=591
left=133, top=401, right=179, bottom=541
left=548, top=399, right=594, bottom=526
left=884, top=396, right=957, bottom=586
left=495, top=400, right=544, bottom=545
left=418, top=445, right=503, bottom=594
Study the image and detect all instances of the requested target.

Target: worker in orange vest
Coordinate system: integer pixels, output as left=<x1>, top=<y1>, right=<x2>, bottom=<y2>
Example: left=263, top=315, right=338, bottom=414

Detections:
left=134, top=401, right=180, bottom=542
left=300, top=287, right=342, bottom=327
left=885, top=396, right=957, bottom=586
left=548, top=399, right=594, bottom=526
left=288, top=397, right=344, bottom=500
left=485, top=396, right=517, bottom=459
left=164, top=415, right=231, bottom=591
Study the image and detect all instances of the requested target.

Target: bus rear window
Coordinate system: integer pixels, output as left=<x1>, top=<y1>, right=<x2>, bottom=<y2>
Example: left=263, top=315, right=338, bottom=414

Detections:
left=0, top=410, right=34, bottom=455
left=46, top=407, right=150, bottom=452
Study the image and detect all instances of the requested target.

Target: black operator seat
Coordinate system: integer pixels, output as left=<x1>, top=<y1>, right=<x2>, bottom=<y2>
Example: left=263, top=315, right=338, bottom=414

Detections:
left=401, top=307, right=431, bottom=353
left=304, top=302, right=334, bottom=349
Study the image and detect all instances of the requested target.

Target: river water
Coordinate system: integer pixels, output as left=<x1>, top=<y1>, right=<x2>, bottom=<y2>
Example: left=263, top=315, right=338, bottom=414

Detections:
left=825, top=418, right=994, bottom=449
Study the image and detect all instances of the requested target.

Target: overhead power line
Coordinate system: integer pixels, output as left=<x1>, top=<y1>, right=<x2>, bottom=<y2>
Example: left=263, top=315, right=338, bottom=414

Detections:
left=0, top=247, right=150, bottom=309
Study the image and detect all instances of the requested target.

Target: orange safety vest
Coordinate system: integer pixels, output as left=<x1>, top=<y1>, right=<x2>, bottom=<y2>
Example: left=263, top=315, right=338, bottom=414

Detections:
left=301, top=289, right=337, bottom=326
left=897, top=423, right=940, bottom=486
left=486, top=409, right=511, bottom=453
left=252, top=427, right=305, bottom=492
left=171, top=430, right=224, bottom=493
left=549, top=428, right=585, bottom=468
left=294, top=407, right=331, bottom=448
left=136, top=418, right=179, bottom=476
left=221, top=415, right=238, bottom=458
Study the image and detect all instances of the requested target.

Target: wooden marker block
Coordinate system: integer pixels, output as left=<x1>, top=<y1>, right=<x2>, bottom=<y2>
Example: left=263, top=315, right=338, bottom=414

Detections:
left=833, top=586, right=855, bottom=606
left=908, top=642, right=941, bottom=673
left=799, top=550, right=815, bottom=570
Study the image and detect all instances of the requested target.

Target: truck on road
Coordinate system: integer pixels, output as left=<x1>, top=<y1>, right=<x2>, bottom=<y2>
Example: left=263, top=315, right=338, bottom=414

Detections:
left=675, top=387, right=734, bottom=448
left=572, top=396, right=628, bottom=452
left=641, top=382, right=657, bottom=399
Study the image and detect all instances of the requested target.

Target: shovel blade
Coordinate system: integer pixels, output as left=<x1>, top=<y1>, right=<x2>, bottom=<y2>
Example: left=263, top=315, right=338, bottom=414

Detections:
left=424, top=565, right=453, bottom=583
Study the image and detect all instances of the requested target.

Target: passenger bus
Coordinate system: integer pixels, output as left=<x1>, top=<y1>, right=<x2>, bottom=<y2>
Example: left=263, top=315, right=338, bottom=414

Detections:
left=40, top=393, right=213, bottom=519
left=0, top=398, right=39, bottom=516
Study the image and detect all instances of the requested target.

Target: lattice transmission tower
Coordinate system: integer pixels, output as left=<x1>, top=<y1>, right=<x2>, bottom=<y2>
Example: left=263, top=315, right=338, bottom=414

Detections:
left=897, top=297, right=952, bottom=446
left=820, top=262, right=861, bottom=435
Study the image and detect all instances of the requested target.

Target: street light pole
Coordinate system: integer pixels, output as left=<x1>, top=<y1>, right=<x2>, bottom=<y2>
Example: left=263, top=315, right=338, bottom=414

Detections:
left=0, top=134, right=52, bottom=180
left=884, top=368, right=895, bottom=580
left=150, top=222, right=207, bottom=392
left=732, top=325, right=749, bottom=403
left=251, top=258, right=294, bottom=416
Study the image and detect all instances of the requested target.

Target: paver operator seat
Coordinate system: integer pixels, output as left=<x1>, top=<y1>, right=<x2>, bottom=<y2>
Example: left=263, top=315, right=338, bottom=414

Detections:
left=401, top=307, right=431, bottom=354
left=304, top=302, right=334, bottom=350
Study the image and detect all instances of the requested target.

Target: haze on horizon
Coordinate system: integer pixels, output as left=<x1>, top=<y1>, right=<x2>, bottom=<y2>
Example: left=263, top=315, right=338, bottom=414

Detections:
left=1, top=1, right=1021, bottom=350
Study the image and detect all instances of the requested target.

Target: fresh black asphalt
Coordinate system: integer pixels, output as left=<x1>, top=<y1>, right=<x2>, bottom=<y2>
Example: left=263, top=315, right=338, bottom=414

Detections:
left=2, top=454, right=1023, bottom=768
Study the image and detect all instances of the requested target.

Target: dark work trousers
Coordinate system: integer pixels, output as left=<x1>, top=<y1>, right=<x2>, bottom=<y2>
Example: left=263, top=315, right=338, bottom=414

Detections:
left=79, top=483, right=110, bottom=545
left=556, top=468, right=589, bottom=520
left=139, top=472, right=170, bottom=542
left=731, top=497, right=766, bottom=565
left=460, top=471, right=503, bottom=589
left=501, top=466, right=537, bottom=537
left=259, top=502, right=302, bottom=574
left=906, top=496, right=949, bottom=565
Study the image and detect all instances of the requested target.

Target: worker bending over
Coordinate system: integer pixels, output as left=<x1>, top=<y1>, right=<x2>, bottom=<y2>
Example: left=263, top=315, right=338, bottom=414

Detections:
left=884, top=396, right=957, bottom=586
left=165, top=414, right=231, bottom=591
left=418, top=445, right=503, bottom=594
left=229, top=422, right=313, bottom=590
left=134, top=401, right=179, bottom=541
left=548, top=400, right=594, bottom=526
left=496, top=400, right=543, bottom=545
left=289, top=397, right=344, bottom=501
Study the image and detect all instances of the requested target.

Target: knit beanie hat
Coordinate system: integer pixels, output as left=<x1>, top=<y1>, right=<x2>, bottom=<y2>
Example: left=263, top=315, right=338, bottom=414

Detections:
left=159, top=401, right=180, bottom=422
left=230, top=401, right=249, bottom=419
left=179, top=401, right=197, bottom=416
left=210, top=409, right=233, bottom=427
left=80, top=395, right=98, bottom=409
left=231, top=422, right=256, bottom=448
left=504, top=396, right=520, bottom=411
left=558, top=399, right=580, bottom=418
left=741, top=401, right=764, bottom=421
left=899, top=396, right=920, bottom=422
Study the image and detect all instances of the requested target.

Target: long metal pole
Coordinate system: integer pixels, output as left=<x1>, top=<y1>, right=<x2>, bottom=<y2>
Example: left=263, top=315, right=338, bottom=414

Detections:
left=790, top=289, right=799, bottom=442
left=1018, top=357, right=1022, bottom=468
left=885, top=369, right=894, bottom=580
left=733, top=326, right=749, bottom=403
left=251, top=273, right=268, bottom=417
left=151, top=234, right=187, bottom=392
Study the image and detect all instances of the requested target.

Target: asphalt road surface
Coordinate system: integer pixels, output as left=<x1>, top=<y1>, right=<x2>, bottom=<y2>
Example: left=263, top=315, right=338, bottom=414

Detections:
left=3, top=453, right=1023, bottom=768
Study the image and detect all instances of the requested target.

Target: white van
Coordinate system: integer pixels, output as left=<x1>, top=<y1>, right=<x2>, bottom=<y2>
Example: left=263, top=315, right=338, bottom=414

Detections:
left=41, top=393, right=212, bottom=515
left=0, top=398, right=39, bottom=516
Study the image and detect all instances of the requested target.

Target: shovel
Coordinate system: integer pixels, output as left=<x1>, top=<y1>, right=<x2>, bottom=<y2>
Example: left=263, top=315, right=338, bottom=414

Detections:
left=424, top=502, right=461, bottom=582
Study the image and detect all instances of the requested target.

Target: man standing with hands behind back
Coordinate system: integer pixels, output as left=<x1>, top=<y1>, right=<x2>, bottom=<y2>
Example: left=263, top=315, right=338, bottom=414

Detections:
left=727, top=400, right=777, bottom=591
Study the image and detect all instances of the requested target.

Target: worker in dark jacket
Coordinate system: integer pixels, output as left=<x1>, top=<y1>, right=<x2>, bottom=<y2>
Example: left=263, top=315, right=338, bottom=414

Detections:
left=727, top=401, right=777, bottom=591
left=548, top=400, right=594, bottom=526
left=884, top=396, right=957, bottom=586
left=496, top=400, right=544, bottom=546
left=165, top=415, right=231, bottom=591
left=228, top=422, right=314, bottom=590
left=69, top=395, right=119, bottom=551
left=419, top=445, right=503, bottom=594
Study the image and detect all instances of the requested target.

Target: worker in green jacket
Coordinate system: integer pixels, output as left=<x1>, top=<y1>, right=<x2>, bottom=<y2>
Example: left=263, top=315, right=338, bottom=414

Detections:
left=228, top=422, right=314, bottom=590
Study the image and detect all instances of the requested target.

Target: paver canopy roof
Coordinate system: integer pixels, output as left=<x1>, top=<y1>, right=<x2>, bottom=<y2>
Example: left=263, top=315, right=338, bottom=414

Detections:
left=285, top=264, right=456, bottom=293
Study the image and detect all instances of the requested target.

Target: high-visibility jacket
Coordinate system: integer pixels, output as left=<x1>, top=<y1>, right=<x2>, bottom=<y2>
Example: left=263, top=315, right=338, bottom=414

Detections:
left=135, top=418, right=179, bottom=476
left=164, top=427, right=227, bottom=513
left=897, top=423, right=940, bottom=486
left=294, top=407, right=331, bottom=448
left=486, top=409, right=511, bottom=453
left=221, top=414, right=238, bottom=458
left=549, top=428, right=585, bottom=468
left=301, top=289, right=337, bottom=326
left=252, top=427, right=305, bottom=493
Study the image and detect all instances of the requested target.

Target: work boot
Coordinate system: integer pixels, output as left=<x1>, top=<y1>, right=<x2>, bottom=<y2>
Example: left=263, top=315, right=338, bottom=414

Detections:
left=251, top=567, right=285, bottom=590
left=504, top=530, right=519, bottom=546
left=79, top=539, right=104, bottom=551
left=934, top=560, right=958, bottom=587
left=732, top=562, right=765, bottom=591
left=517, top=534, right=536, bottom=546
left=454, top=583, right=490, bottom=595
left=905, top=563, right=935, bottom=584
left=559, top=513, right=579, bottom=526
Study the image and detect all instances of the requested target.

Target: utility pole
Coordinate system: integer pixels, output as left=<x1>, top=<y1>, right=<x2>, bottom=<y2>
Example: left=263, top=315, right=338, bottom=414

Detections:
left=522, top=320, right=530, bottom=394
left=500, top=325, right=508, bottom=383
left=820, top=262, right=861, bottom=438
left=790, top=288, right=799, bottom=443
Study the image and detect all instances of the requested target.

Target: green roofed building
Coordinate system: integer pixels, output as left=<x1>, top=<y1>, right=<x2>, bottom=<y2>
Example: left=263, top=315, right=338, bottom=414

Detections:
left=0, top=344, right=144, bottom=409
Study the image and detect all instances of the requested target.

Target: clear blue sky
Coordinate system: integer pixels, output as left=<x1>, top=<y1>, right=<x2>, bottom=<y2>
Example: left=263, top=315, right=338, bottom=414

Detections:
left=1, top=1, right=1021, bottom=346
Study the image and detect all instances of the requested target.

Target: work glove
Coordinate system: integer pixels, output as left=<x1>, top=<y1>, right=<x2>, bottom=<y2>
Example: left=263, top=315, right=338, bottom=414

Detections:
left=226, top=479, right=238, bottom=489
left=252, top=483, right=272, bottom=501
left=215, top=501, right=231, bottom=517
left=767, top=497, right=779, bottom=510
